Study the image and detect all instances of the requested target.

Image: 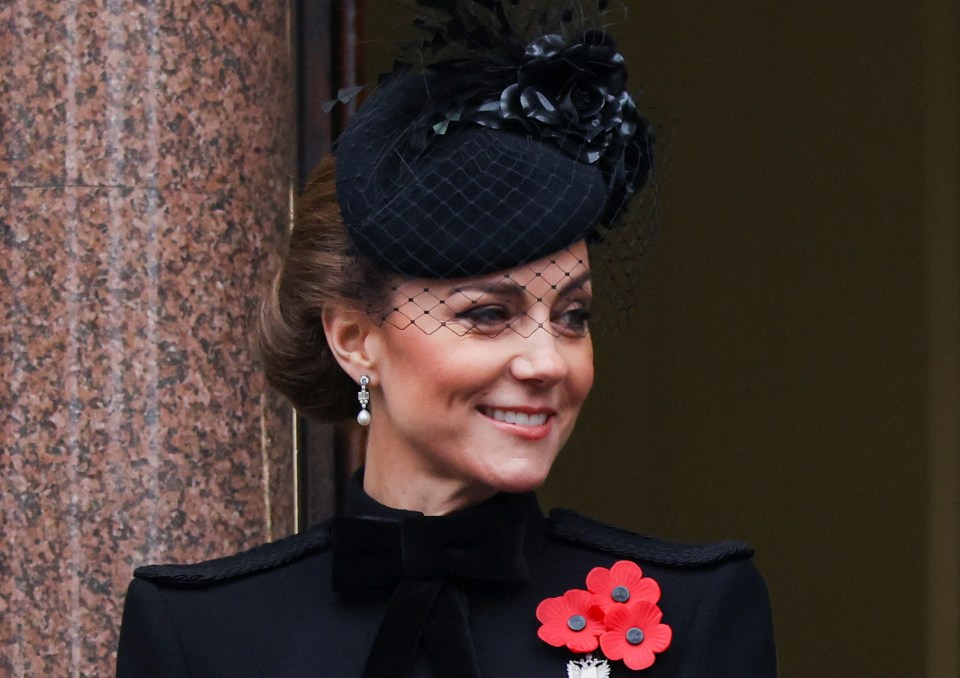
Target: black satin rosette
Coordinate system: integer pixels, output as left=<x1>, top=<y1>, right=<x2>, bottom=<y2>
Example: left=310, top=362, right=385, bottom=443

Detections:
left=482, top=32, right=634, bottom=158
left=436, top=29, right=653, bottom=229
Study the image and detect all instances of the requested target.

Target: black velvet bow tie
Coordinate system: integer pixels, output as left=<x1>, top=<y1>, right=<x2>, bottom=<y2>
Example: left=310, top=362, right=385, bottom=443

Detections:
left=331, top=493, right=534, bottom=678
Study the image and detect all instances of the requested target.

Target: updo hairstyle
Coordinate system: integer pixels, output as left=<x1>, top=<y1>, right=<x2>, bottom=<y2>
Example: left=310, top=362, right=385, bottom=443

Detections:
left=256, top=157, right=392, bottom=422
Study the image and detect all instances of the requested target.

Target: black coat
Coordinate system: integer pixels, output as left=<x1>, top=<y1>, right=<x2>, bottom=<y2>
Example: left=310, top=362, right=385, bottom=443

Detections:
left=117, top=482, right=776, bottom=677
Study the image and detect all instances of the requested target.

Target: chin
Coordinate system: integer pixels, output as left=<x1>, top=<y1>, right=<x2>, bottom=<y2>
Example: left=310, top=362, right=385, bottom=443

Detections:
left=482, top=459, right=555, bottom=495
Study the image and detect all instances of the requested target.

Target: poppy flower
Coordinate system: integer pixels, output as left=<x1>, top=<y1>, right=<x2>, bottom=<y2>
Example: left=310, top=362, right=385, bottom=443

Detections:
left=536, top=589, right=606, bottom=653
left=599, top=601, right=673, bottom=670
left=586, top=560, right=661, bottom=612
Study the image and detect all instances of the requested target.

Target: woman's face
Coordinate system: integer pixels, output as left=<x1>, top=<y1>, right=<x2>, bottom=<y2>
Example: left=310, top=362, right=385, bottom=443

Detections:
left=363, top=241, right=595, bottom=509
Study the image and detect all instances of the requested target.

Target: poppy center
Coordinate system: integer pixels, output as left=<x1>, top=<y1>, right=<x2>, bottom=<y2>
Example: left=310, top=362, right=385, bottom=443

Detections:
left=611, top=585, right=630, bottom=602
left=626, top=627, right=645, bottom=645
left=567, top=614, right=587, bottom=631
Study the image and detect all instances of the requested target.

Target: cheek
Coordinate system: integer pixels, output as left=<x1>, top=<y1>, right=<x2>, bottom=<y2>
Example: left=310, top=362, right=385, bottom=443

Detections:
left=375, top=332, right=484, bottom=410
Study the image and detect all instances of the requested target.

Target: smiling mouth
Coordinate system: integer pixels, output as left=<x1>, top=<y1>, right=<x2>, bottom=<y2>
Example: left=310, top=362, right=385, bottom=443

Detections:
left=479, top=407, right=551, bottom=427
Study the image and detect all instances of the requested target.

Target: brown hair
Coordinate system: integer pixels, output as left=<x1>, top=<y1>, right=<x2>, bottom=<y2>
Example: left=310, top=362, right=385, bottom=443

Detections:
left=256, top=156, right=391, bottom=421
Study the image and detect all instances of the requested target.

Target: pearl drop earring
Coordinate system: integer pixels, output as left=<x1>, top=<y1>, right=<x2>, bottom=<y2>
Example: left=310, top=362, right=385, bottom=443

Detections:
left=356, top=375, right=371, bottom=426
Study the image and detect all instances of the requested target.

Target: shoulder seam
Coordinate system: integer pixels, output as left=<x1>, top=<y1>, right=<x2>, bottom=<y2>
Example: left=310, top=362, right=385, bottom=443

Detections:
left=133, top=522, right=332, bottom=587
left=548, top=508, right=754, bottom=567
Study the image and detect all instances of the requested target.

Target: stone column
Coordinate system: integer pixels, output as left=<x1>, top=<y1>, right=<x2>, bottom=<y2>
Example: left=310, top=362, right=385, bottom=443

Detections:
left=0, top=2, right=295, bottom=675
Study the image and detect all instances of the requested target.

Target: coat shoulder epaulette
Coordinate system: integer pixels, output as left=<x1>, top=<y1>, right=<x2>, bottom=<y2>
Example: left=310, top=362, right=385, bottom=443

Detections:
left=548, top=508, right=754, bottom=568
left=133, top=520, right=332, bottom=587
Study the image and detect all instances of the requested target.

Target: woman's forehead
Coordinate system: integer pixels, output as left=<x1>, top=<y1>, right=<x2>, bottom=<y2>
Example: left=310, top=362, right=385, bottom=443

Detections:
left=395, top=243, right=592, bottom=297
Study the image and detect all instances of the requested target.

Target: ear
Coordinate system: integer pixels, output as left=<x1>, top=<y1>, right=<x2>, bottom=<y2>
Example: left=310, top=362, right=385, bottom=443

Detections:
left=322, top=306, right=382, bottom=385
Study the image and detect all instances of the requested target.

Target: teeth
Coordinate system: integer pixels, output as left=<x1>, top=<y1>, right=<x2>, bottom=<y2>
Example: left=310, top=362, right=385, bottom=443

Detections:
left=486, top=409, right=548, bottom=426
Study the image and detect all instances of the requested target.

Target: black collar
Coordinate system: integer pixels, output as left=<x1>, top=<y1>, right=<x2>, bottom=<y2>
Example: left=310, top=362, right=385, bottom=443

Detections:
left=332, top=470, right=545, bottom=678
left=334, top=470, right=545, bottom=591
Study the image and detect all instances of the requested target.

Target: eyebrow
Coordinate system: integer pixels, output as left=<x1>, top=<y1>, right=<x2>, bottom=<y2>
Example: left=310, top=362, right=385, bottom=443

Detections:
left=454, top=269, right=593, bottom=299
left=558, top=269, right=593, bottom=296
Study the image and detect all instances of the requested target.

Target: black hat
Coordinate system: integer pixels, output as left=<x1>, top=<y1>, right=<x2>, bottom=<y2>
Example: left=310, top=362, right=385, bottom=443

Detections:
left=335, top=1, right=657, bottom=283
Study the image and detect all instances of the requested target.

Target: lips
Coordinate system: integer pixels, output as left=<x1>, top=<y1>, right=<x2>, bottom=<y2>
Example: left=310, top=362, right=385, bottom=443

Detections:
left=479, top=407, right=552, bottom=427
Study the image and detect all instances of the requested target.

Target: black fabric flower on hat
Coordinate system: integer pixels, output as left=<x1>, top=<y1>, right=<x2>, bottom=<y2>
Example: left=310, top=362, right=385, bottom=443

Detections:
left=497, top=31, right=630, bottom=161
left=456, top=29, right=652, bottom=227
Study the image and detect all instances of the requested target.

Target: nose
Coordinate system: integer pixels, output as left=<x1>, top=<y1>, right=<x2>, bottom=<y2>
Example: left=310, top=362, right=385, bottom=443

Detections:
left=509, top=331, right=569, bottom=385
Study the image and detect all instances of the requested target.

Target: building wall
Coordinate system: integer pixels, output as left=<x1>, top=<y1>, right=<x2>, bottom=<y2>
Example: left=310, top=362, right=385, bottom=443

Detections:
left=1, top=2, right=297, bottom=674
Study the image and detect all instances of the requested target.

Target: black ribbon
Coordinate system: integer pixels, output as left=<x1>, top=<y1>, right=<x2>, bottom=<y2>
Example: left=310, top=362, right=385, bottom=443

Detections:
left=331, top=494, right=533, bottom=678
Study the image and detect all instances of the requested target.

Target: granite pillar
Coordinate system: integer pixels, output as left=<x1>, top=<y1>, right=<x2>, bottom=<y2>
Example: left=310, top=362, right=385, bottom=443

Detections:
left=1, top=1, right=295, bottom=675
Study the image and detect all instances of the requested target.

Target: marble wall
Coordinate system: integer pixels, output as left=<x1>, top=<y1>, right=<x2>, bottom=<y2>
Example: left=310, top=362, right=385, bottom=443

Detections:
left=1, top=1, right=296, bottom=675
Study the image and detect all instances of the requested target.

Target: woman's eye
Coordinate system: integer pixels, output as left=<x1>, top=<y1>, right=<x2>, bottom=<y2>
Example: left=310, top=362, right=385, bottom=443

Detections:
left=456, top=305, right=513, bottom=330
left=554, top=307, right=591, bottom=336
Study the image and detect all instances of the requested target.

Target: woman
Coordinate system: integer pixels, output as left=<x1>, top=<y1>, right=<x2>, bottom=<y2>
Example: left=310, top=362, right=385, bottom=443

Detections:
left=117, top=2, right=776, bottom=676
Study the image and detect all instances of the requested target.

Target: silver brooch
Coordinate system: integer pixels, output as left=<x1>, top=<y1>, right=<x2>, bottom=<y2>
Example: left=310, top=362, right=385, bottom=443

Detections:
left=567, top=655, right=611, bottom=678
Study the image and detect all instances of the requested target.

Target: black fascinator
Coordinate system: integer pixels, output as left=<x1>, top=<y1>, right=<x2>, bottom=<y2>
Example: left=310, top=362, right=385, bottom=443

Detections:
left=335, top=0, right=661, bottom=332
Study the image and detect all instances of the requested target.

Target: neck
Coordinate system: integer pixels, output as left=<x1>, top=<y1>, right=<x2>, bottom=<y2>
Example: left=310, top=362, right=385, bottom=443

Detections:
left=362, top=443, right=497, bottom=516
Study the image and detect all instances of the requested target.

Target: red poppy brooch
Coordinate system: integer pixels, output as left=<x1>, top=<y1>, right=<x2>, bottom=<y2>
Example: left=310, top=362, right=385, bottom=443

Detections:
left=536, top=561, right=672, bottom=673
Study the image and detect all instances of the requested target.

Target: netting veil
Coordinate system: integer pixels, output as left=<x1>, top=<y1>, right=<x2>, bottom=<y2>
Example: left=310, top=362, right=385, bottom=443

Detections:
left=334, top=0, right=661, bottom=337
